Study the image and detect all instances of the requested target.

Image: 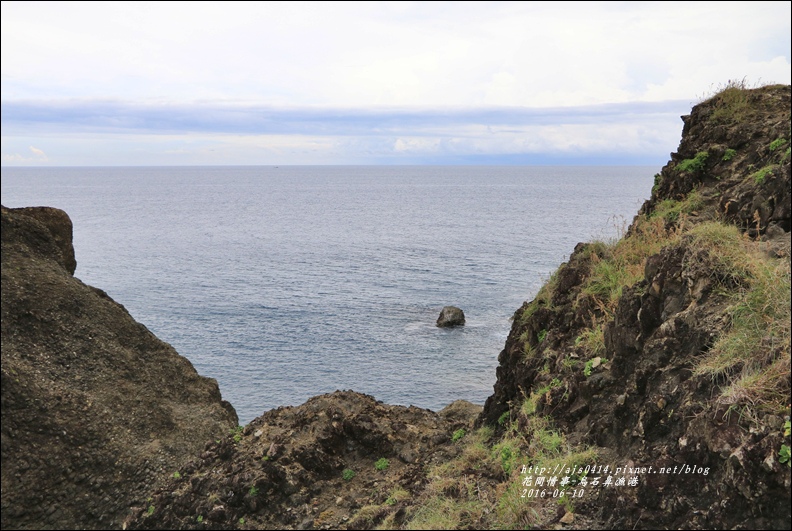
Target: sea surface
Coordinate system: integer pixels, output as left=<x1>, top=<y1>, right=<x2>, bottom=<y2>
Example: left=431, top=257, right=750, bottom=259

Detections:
left=1, top=165, right=654, bottom=423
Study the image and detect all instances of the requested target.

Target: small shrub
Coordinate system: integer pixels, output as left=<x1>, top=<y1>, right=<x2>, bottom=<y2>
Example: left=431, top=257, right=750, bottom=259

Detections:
left=231, top=425, right=244, bottom=443
left=521, top=394, right=538, bottom=416
left=722, top=148, right=737, bottom=161
left=248, top=486, right=259, bottom=496
left=651, top=190, right=704, bottom=223
left=342, top=468, right=355, bottom=481
left=584, top=357, right=607, bottom=377
left=452, top=428, right=466, bottom=443
left=497, top=411, right=510, bottom=426
left=536, top=427, right=564, bottom=454
left=521, top=341, right=535, bottom=361
left=147, top=505, right=155, bottom=516
left=537, top=329, right=548, bottom=342
left=751, top=165, right=776, bottom=185
left=239, top=517, right=245, bottom=525
left=172, top=471, right=181, bottom=479
left=769, top=138, right=788, bottom=151
left=374, top=458, right=389, bottom=471
left=491, top=438, right=520, bottom=474
left=197, top=515, right=203, bottom=523
left=780, top=445, right=791, bottom=467
left=677, top=151, right=709, bottom=173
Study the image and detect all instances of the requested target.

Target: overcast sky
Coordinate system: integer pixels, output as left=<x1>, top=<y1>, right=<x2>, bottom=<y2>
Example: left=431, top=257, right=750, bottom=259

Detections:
left=2, top=1, right=790, bottom=166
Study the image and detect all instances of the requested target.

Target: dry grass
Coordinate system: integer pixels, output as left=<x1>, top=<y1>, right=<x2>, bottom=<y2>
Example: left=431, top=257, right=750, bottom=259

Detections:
left=572, top=210, right=682, bottom=357
left=691, top=227, right=791, bottom=412
left=404, top=396, right=597, bottom=530
left=699, top=78, right=764, bottom=123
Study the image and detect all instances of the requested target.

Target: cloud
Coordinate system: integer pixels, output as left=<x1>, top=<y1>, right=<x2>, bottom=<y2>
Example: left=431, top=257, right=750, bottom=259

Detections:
left=29, top=145, right=47, bottom=159
left=1, top=2, right=788, bottom=165
left=2, top=152, right=27, bottom=163
left=1, top=2, right=789, bottom=107
left=0, top=98, right=690, bottom=137
left=1, top=145, right=48, bottom=164
left=0, top=98, right=689, bottom=165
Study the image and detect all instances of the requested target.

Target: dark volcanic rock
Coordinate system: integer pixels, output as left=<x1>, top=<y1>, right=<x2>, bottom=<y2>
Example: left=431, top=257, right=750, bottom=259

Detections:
left=480, top=85, right=791, bottom=530
left=9, top=206, right=78, bottom=275
left=125, top=391, right=479, bottom=531
left=436, top=305, right=465, bottom=327
left=0, top=205, right=239, bottom=530
left=645, top=84, right=791, bottom=236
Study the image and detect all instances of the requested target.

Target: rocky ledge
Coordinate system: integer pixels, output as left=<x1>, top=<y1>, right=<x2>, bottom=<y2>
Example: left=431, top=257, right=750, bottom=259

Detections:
left=125, top=391, right=481, bottom=530
left=1, top=206, right=239, bottom=530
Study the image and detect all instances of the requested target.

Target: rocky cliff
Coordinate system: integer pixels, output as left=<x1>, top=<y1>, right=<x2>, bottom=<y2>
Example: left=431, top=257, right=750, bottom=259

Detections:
left=0, top=206, right=239, bottom=529
left=480, top=83, right=791, bottom=528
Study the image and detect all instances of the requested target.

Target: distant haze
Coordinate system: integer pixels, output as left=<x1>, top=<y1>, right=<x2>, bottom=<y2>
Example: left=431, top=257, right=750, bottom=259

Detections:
left=2, top=1, right=790, bottom=166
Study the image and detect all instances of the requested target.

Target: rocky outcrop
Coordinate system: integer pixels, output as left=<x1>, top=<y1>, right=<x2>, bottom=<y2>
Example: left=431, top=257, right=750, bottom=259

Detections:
left=0, top=206, right=239, bottom=530
left=646, top=83, right=791, bottom=236
left=481, top=84, right=791, bottom=529
left=9, top=206, right=78, bottom=275
left=125, top=391, right=480, bottom=530
left=436, top=306, right=465, bottom=327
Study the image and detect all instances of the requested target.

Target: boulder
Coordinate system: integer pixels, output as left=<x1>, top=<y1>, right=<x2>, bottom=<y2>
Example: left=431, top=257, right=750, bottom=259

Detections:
left=436, top=306, right=465, bottom=327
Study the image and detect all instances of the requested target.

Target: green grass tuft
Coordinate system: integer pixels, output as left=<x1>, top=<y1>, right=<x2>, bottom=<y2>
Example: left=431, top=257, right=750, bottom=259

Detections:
left=768, top=138, right=788, bottom=151
left=691, top=223, right=790, bottom=413
left=750, top=165, right=776, bottom=185
left=677, top=151, right=709, bottom=173
left=652, top=173, right=663, bottom=194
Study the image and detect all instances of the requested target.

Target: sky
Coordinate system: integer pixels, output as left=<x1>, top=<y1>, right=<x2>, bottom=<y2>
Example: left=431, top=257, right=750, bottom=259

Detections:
left=1, top=1, right=790, bottom=166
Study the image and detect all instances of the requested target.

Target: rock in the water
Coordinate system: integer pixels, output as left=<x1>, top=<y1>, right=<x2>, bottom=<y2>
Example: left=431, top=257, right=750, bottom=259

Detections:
left=436, top=306, right=465, bottom=327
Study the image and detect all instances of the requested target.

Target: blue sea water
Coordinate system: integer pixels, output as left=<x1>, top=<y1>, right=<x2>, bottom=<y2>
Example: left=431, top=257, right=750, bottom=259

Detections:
left=1, top=165, right=654, bottom=424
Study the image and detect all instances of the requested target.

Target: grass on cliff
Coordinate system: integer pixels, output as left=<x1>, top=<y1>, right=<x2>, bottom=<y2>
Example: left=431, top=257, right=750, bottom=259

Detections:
left=572, top=192, right=706, bottom=357
left=677, top=151, right=709, bottom=174
left=690, top=224, right=791, bottom=412
left=700, top=78, right=761, bottom=123
left=519, top=270, right=559, bottom=325
left=402, top=397, right=596, bottom=530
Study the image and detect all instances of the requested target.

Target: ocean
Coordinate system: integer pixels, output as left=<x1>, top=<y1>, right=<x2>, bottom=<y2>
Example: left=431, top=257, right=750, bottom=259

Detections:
left=1, top=165, right=654, bottom=424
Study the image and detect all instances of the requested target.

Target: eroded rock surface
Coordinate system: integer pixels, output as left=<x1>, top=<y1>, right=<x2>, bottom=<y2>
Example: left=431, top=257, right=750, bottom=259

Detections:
left=436, top=306, right=465, bottom=327
left=1, top=206, right=239, bottom=530
left=125, top=391, right=480, bottom=530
